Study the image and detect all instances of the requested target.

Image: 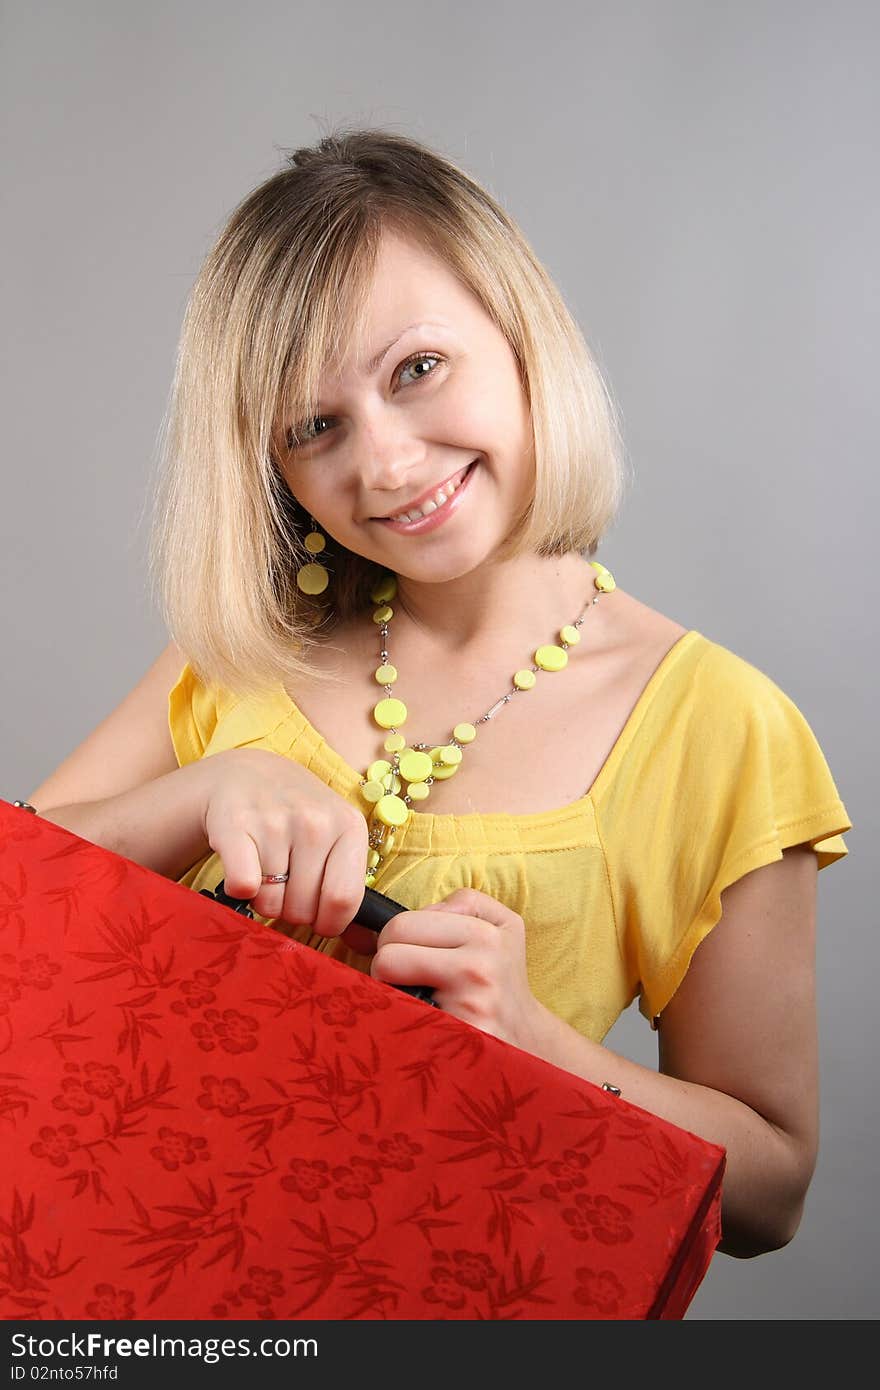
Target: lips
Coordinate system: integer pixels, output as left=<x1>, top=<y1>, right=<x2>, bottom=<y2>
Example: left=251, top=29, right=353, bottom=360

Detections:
left=373, top=459, right=479, bottom=522
left=375, top=459, right=478, bottom=535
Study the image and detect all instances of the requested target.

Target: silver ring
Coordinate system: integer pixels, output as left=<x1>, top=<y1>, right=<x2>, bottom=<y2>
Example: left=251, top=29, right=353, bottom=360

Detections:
left=260, top=872, right=290, bottom=884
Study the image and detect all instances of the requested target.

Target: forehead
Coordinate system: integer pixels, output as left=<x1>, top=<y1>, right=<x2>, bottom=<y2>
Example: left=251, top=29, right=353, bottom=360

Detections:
left=325, top=227, right=486, bottom=383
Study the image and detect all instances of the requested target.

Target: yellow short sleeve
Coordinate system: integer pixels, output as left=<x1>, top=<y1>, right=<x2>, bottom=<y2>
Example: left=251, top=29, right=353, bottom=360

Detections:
left=167, top=662, right=220, bottom=767
left=598, top=639, right=852, bottom=1026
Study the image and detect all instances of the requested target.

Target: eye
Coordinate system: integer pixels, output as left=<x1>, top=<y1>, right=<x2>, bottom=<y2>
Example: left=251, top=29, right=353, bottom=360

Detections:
left=286, top=417, right=332, bottom=450
left=284, top=353, right=443, bottom=451
left=397, top=351, right=443, bottom=385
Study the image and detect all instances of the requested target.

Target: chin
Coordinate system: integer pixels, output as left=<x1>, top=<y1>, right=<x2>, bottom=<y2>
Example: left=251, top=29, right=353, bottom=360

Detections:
left=388, top=541, right=505, bottom=587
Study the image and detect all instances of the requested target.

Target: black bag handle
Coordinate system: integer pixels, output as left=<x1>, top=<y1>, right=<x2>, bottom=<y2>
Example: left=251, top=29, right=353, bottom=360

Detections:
left=199, top=880, right=438, bottom=1006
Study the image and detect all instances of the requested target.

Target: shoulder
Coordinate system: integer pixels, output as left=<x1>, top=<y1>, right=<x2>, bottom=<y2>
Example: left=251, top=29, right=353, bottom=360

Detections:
left=685, top=634, right=812, bottom=752
left=594, top=590, right=834, bottom=824
left=599, top=584, right=687, bottom=651
left=168, top=657, right=270, bottom=765
left=592, top=584, right=690, bottom=691
left=612, top=585, right=798, bottom=716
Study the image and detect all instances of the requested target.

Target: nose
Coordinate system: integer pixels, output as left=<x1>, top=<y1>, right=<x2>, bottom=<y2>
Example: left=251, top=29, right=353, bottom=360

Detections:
left=356, top=410, right=425, bottom=496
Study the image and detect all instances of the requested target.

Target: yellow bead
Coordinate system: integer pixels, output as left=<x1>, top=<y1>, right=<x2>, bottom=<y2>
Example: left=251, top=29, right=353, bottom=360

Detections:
left=594, top=571, right=616, bottom=592
left=365, top=871, right=377, bottom=887
left=375, top=663, right=398, bottom=684
left=375, top=794, right=409, bottom=827
left=560, top=624, right=580, bottom=646
left=373, top=698, right=407, bottom=729
left=304, top=531, right=326, bottom=554
left=296, top=562, right=329, bottom=595
left=382, top=772, right=402, bottom=794
left=367, top=759, right=392, bottom=783
left=438, top=745, right=462, bottom=766
left=453, top=723, right=476, bottom=744
left=384, top=833, right=397, bottom=851
left=361, top=780, right=385, bottom=803
left=367, top=849, right=381, bottom=869
left=407, top=781, right=430, bottom=801
left=370, top=574, right=398, bottom=604
left=514, top=669, right=536, bottom=690
left=429, top=748, right=460, bottom=779
left=373, top=604, right=394, bottom=624
left=398, top=749, right=434, bottom=783
left=383, top=733, right=406, bottom=753
left=535, top=644, right=568, bottom=672
left=589, top=560, right=609, bottom=575
left=429, top=761, right=459, bottom=780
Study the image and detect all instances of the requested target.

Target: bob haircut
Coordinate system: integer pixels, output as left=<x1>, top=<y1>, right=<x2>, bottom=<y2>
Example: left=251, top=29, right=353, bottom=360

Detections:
left=149, top=126, right=629, bottom=698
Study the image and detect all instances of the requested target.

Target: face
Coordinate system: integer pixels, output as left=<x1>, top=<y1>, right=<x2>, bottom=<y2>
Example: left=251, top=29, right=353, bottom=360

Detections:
left=275, top=226, right=535, bottom=587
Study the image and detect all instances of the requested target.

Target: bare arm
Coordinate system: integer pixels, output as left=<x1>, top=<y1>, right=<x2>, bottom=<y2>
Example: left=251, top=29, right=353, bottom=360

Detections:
left=25, top=642, right=189, bottom=811
left=22, top=641, right=370, bottom=932
left=38, top=763, right=213, bottom=883
left=518, top=843, right=820, bottom=1259
left=24, top=640, right=214, bottom=882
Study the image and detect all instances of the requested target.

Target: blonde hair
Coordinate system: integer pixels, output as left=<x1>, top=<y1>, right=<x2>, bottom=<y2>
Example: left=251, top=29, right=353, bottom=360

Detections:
left=148, top=126, right=629, bottom=698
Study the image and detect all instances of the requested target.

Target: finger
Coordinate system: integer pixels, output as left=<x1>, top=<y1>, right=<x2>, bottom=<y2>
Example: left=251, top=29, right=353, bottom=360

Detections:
left=275, top=839, right=330, bottom=927
left=371, top=941, right=459, bottom=991
left=432, top=888, right=518, bottom=929
left=213, top=830, right=270, bottom=903
left=258, top=806, right=344, bottom=928
left=377, top=909, right=475, bottom=950
left=311, top=820, right=369, bottom=938
left=249, top=825, right=301, bottom=921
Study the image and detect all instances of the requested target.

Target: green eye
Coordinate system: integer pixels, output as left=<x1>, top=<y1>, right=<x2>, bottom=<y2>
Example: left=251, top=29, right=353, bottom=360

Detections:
left=398, top=352, right=441, bottom=384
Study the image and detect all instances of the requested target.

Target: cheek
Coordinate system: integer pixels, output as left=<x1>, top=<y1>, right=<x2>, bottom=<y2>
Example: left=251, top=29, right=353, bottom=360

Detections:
left=276, top=459, right=301, bottom=502
left=280, top=465, right=336, bottom=517
left=441, top=369, right=530, bottom=451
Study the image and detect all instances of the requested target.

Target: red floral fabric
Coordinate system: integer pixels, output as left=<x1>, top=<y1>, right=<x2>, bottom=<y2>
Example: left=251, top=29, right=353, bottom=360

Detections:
left=0, top=801, right=724, bottom=1320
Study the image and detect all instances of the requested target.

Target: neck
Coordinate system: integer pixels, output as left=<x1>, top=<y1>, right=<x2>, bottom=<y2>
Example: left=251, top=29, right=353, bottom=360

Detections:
left=391, top=551, right=596, bottom=654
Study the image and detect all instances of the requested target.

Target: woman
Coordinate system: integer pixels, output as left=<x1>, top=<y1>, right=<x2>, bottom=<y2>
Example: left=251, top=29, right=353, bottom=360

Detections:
left=27, top=128, right=851, bottom=1262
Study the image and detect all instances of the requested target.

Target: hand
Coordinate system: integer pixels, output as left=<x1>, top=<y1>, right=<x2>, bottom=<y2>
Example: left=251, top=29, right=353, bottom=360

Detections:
left=195, top=748, right=368, bottom=937
left=370, top=888, right=544, bottom=1047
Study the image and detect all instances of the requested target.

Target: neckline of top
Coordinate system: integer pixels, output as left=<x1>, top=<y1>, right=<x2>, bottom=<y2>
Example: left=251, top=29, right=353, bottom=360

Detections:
left=270, top=628, right=705, bottom=828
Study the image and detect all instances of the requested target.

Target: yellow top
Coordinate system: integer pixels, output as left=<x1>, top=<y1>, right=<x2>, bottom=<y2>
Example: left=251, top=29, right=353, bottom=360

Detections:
left=168, top=630, right=852, bottom=1044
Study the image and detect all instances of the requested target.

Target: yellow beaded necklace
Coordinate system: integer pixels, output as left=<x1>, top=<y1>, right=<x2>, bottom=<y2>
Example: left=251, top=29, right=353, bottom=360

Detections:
left=358, top=559, right=617, bottom=886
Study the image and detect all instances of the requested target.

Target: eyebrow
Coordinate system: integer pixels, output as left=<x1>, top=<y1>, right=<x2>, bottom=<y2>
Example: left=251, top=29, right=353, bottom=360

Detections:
left=363, top=321, right=448, bottom=375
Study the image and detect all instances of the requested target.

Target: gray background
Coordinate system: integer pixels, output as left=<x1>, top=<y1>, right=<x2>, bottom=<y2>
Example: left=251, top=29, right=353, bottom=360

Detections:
left=2, top=0, right=877, bottom=1318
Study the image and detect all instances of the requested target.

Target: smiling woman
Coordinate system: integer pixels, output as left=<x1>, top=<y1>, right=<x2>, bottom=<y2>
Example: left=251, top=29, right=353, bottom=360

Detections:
left=29, top=127, right=851, bottom=1269
left=272, top=224, right=545, bottom=586
left=148, top=130, right=624, bottom=697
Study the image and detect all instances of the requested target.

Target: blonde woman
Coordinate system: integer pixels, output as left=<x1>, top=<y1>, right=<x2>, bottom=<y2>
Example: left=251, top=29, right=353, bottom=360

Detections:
left=26, top=129, right=851, bottom=1262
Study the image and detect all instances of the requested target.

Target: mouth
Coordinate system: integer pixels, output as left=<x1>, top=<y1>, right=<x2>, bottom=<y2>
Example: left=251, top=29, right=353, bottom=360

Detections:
left=373, top=459, right=479, bottom=533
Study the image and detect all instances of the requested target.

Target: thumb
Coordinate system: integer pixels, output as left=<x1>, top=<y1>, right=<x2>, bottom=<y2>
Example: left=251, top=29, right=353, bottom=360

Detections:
left=432, top=888, right=515, bottom=928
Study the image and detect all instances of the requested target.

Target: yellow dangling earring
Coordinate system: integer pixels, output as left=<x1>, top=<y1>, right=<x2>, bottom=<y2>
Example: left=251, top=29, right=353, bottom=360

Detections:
left=296, top=517, right=331, bottom=595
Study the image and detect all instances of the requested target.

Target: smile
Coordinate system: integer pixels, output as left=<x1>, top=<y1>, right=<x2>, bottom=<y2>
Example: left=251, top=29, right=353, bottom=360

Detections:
left=375, top=459, right=478, bottom=534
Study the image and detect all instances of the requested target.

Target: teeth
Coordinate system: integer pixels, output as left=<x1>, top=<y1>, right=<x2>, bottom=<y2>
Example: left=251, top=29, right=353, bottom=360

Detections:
left=388, top=465, right=470, bottom=523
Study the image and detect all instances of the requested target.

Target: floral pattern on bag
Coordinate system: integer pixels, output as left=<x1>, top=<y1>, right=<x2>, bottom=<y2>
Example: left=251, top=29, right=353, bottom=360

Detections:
left=0, top=801, right=724, bottom=1320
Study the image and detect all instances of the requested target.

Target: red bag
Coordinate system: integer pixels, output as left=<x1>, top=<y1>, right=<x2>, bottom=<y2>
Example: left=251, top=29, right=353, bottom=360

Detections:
left=0, top=800, right=724, bottom=1320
